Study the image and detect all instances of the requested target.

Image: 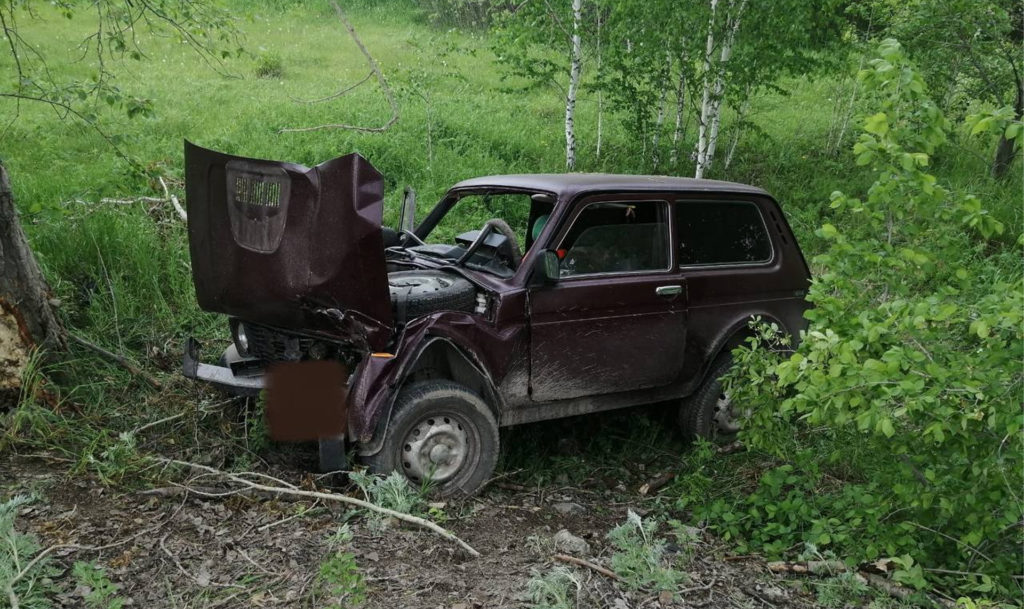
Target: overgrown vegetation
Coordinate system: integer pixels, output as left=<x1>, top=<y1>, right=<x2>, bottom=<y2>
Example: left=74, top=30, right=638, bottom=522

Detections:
left=715, top=39, right=1022, bottom=597
left=606, top=511, right=686, bottom=595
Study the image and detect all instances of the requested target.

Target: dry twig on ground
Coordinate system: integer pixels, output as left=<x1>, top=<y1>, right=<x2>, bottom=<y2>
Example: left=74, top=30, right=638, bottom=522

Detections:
left=553, top=553, right=623, bottom=582
left=69, top=333, right=161, bottom=389
left=156, top=458, right=481, bottom=557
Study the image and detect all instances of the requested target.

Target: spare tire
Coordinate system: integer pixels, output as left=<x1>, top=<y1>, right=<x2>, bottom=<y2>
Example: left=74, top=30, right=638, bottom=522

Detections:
left=388, top=270, right=476, bottom=320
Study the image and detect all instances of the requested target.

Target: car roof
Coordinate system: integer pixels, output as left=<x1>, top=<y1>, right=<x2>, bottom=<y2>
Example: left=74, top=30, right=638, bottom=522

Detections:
left=449, top=173, right=770, bottom=199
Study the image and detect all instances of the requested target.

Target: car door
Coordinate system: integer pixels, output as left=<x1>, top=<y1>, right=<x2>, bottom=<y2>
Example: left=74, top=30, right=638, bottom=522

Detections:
left=528, top=196, right=687, bottom=402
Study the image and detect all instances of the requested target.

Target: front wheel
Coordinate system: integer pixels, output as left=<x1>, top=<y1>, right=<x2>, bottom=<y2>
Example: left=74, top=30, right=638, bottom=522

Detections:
left=678, top=357, right=741, bottom=443
left=365, top=380, right=499, bottom=497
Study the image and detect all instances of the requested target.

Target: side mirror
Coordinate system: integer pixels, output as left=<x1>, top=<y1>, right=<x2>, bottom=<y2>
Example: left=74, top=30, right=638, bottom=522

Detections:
left=533, top=250, right=560, bottom=285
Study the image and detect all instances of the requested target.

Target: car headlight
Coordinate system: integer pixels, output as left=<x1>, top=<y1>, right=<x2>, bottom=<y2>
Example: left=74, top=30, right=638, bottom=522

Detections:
left=232, top=321, right=250, bottom=356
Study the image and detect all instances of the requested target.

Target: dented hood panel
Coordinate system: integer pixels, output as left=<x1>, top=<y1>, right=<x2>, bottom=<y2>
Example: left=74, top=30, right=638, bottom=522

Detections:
left=184, top=141, right=392, bottom=348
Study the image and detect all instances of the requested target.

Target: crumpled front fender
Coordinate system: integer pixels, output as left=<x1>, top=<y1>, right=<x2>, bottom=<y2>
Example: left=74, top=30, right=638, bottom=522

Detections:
left=346, top=312, right=503, bottom=456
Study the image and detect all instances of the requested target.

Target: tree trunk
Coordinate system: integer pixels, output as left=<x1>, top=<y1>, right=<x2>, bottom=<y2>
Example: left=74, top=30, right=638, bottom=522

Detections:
left=703, top=0, right=746, bottom=175
left=670, top=51, right=688, bottom=169
left=694, top=0, right=718, bottom=179
left=0, top=163, right=65, bottom=408
left=564, top=0, right=583, bottom=171
left=724, top=85, right=751, bottom=170
left=992, top=77, right=1023, bottom=179
left=596, top=10, right=603, bottom=162
left=651, top=51, right=672, bottom=170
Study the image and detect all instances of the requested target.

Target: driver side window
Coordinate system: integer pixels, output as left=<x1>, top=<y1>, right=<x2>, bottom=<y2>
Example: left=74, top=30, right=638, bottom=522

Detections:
left=557, top=201, right=670, bottom=277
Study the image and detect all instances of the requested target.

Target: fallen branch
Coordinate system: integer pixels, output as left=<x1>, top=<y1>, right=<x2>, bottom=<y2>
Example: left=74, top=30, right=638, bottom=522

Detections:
left=69, top=333, right=161, bottom=389
left=768, top=560, right=954, bottom=608
left=553, top=553, right=623, bottom=582
left=157, top=458, right=480, bottom=557
left=638, top=472, right=674, bottom=496
left=766, top=560, right=848, bottom=575
left=99, top=196, right=165, bottom=204
left=278, top=1, right=398, bottom=134
left=290, top=70, right=373, bottom=104
left=159, top=176, right=187, bottom=222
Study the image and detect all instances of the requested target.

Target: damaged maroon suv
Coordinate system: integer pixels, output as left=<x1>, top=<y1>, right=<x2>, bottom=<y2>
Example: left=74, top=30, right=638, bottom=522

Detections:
left=181, top=141, right=810, bottom=495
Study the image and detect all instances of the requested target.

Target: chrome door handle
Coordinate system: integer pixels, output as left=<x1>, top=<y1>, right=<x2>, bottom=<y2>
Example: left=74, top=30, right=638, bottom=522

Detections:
left=655, top=285, right=682, bottom=297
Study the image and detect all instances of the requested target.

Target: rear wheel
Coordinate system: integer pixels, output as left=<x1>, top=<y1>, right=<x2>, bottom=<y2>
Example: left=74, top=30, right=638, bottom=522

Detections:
left=365, top=380, right=499, bottom=497
left=679, top=357, right=740, bottom=443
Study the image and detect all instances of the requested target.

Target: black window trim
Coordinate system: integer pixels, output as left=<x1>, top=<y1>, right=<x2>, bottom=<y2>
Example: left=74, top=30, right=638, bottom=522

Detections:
left=554, top=198, right=674, bottom=280
left=674, top=199, right=776, bottom=269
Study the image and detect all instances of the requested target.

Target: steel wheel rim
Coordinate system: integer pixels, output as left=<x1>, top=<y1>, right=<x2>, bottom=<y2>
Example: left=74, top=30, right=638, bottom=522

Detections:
left=400, top=412, right=472, bottom=483
left=712, top=391, right=741, bottom=434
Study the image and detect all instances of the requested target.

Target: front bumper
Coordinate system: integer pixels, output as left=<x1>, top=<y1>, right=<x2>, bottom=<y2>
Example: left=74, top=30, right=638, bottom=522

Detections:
left=182, top=337, right=264, bottom=396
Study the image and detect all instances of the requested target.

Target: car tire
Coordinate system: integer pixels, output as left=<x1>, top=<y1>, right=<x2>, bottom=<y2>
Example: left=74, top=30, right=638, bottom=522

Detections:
left=364, top=380, right=499, bottom=497
left=678, top=357, right=740, bottom=443
left=388, top=270, right=477, bottom=320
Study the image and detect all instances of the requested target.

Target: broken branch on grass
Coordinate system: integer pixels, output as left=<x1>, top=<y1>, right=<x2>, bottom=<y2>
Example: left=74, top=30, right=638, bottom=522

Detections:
left=69, top=333, right=161, bottom=390
left=768, top=560, right=955, bottom=608
left=766, top=560, right=849, bottom=575
left=278, top=1, right=398, bottom=134
left=638, top=472, right=674, bottom=496
left=159, top=176, right=187, bottom=222
left=553, top=553, right=623, bottom=582
left=291, top=70, right=373, bottom=104
left=157, top=458, right=480, bottom=557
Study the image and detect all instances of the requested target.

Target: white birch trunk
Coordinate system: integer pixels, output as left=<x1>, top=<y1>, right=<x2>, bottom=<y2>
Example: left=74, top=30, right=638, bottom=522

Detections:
left=703, top=0, right=746, bottom=175
left=694, top=0, right=718, bottom=179
left=670, top=49, right=687, bottom=169
left=565, top=0, right=583, bottom=171
left=596, top=10, right=603, bottom=161
left=651, top=51, right=672, bottom=170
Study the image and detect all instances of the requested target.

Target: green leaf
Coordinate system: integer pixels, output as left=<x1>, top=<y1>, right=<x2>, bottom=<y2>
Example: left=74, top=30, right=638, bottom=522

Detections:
left=864, top=112, right=889, bottom=136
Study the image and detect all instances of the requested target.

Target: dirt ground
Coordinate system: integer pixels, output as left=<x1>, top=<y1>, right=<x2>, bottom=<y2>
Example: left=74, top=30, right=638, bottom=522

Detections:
left=0, top=451, right=831, bottom=609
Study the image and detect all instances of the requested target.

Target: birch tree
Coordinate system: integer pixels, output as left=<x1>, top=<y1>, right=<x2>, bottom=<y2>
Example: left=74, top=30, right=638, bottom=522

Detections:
left=694, top=0, right=746, bottom=179
left=493, top=0, right=595, bottom=170
left=565, top=0, right=584, bottom=169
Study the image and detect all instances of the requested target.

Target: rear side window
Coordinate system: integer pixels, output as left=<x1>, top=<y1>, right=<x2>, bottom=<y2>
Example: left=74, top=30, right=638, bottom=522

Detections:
left=676, top=201, right=772, bottom=266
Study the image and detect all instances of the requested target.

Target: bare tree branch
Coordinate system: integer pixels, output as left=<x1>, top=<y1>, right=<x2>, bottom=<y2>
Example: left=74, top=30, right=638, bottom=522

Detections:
left=290, top=70, right=374, bottom=104
left=279, top=1, right=399, bottom=134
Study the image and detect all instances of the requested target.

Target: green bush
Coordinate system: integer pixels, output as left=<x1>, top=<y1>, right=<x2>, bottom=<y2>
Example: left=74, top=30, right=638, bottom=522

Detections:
left=710, top=39, right=1023, bottom=598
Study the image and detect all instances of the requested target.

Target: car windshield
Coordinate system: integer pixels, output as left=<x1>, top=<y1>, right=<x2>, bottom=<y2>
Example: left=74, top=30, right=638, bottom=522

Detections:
left=425, top=192, right=534, bottom=245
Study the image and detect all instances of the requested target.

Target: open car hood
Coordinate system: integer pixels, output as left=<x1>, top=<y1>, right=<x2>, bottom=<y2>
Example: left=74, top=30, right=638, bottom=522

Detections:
left=184, top=141, right=392, bottom=350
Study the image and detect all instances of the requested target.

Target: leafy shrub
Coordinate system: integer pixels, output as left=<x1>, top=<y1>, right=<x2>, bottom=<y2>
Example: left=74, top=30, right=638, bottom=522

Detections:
left=711, top=39, right=1023, bottom=597
left=349, top=470, right=426, bottom=527
left=526, top=566, right=580, bottom=609
left=315, top=524, right=366, bottom=608
left=606, top=510, right=686, bottom=595
left=254, top=53, right=284, bottom=79
left=72, top=561, right=125, bottom=609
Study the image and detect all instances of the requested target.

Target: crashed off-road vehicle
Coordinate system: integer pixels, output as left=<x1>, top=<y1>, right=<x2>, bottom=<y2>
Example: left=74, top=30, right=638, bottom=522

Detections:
left=181, top=141, right=810, bottom=496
